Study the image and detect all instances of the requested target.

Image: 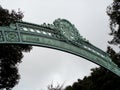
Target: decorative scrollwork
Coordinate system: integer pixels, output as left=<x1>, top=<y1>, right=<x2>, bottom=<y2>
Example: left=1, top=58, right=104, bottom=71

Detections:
left=53, top=18, right=88, bottom=42
left=40, top=19, right=89, bottom=43
left=5, top=32, right=19, bottom=42
left=9, top=23, right=17, bottom=30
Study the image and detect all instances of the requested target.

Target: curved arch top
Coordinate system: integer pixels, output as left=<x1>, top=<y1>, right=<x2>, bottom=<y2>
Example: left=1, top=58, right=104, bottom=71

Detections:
left=0, top=18, right=120, bottom=76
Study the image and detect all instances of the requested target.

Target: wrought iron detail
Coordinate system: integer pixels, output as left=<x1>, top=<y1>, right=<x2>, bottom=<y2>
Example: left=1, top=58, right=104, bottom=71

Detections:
left=5, top=32, right=19, bottom=42
left=53, top=19, right=83, bottom=41
left=0, top=18, right=120, bottom=77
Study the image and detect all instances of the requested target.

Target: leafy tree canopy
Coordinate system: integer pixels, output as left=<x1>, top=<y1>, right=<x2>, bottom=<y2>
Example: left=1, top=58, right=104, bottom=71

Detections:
left=0, top=6, right=32, bottom=90
left=107, top=0, right=120, bottom=46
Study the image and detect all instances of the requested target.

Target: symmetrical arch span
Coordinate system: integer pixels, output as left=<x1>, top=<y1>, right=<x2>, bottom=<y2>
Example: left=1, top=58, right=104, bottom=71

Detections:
left=0, top=18, right=120, bottom=76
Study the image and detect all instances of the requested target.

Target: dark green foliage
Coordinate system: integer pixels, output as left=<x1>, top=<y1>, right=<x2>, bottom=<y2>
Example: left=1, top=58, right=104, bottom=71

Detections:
left=0, top=6, right=23, bottom=26
left=106, top=0, right=120, bottom=67
left=65, top=68, right=120, bottom=90
left=0, top=6, right=32, bottom=90
left=47, top=84, right=64, bottom=90
left=107, top=0, right=120, bottom=46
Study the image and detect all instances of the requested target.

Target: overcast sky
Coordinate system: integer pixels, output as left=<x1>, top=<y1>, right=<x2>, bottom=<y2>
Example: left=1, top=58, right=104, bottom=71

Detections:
left=0, top=0, right=113, bottom=90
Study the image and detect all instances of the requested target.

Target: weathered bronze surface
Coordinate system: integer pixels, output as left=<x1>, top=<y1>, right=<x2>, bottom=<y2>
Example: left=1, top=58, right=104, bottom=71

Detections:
left=0, top=18, right=120, bottom=76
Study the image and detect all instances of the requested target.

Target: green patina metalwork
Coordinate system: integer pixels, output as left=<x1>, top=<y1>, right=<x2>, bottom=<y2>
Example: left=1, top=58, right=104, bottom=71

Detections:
left=0, top=18, right=120, bottom=76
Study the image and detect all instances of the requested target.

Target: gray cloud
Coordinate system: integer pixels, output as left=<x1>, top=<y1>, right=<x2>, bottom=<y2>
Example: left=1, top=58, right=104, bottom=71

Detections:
left=0, top=0, right=112, bottom=90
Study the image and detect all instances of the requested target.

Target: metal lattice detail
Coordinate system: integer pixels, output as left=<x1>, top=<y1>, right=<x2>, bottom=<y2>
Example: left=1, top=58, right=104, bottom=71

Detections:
left=0, top=18, right=120, bottom=77
left=53, top=19, right=80, bottom=41
left=5, top=32, right=19, bottom=42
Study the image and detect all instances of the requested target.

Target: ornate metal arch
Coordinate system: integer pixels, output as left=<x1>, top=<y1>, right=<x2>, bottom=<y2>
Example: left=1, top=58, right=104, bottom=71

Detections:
left=0, top=18, right=120, bottom=76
